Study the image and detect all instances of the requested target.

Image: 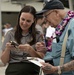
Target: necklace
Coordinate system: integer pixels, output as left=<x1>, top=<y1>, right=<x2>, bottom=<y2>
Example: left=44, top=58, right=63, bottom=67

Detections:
left=47, top=11, right=74, bottom=51
left=55, top=11, right=74, bottom=36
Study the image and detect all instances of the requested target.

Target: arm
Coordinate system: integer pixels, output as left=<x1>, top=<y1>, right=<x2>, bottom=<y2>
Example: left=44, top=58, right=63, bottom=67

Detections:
left=41, top=60, right=74, bottom=74
left=1, top=42, right=12, bottom=65
left=60, top=60, right=74, bottom=72
left=1, top=31, right=13, bottom=65
left=27, top=45, right=45, bottom=58
left=18, top=44, right=45, bottom=58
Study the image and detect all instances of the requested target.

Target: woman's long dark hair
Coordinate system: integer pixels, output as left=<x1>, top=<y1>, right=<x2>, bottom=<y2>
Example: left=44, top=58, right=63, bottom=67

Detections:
left=14, top=5, right=37, bottom=45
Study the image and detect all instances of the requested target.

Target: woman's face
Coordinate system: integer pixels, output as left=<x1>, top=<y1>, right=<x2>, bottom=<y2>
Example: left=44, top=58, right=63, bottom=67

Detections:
left=19, top=12, right=34, bottom=33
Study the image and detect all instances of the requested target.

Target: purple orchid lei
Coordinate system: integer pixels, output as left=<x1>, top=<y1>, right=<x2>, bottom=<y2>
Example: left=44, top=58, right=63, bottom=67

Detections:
left=55, top=11, right=74, bottom=36
left=46, top=11, right=74, bottom=51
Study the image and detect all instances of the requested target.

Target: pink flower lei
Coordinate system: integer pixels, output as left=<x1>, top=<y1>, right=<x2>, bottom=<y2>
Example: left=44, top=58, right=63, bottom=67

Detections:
left=55, top=11, right=74, bottom=36
left=47, top=11, right=74, bottom=51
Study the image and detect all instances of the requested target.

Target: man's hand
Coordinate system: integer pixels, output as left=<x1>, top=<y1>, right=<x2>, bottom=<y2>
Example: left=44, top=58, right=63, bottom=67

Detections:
left=41, top=62, right=58, bottom=74
left=35, top=42, right=47, bottom=53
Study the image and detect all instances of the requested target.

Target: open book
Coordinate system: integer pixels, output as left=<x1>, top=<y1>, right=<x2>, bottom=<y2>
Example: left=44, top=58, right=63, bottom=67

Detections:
left=27, top=57, right=45, bottom=67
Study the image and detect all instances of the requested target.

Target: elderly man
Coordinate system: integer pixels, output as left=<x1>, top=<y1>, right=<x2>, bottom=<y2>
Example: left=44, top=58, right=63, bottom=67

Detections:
left=36, top=0, right=74, bottom=75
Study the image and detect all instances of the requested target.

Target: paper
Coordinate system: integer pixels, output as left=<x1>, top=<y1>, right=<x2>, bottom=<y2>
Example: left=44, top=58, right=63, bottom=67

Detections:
left=27, top=57, right=45, bottom=67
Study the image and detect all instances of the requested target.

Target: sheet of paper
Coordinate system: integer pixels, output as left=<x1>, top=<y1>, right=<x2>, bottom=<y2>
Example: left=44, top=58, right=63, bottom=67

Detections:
left=27, top=57, right=45, bottom=67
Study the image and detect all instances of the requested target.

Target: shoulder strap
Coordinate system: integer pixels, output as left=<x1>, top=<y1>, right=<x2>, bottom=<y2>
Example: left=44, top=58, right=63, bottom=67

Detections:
left=59, top=24, right=70, bottom=66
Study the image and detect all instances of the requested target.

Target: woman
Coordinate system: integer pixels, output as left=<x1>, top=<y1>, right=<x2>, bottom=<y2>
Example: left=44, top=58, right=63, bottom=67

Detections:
left=1, top=5, right=44, bottom=75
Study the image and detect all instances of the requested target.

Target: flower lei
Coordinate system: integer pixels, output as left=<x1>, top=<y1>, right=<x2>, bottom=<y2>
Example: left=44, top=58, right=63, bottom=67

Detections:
left=55, top=11, right=74, bottom=36
left=46, top=11, right=74, bottom=51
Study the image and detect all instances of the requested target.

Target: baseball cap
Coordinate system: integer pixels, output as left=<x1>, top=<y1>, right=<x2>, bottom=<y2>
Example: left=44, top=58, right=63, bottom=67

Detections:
left=36, top=0, right=64, bottom=15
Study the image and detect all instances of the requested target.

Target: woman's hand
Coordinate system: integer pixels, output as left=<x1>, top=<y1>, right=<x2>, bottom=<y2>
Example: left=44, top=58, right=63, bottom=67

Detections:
left=18, top=44, right=32, bottom=52
left=41, top=62, right=58, bottom=74
left=5, top=42, right=15, bottom=51
left=1, top=42, right=16, bottom=65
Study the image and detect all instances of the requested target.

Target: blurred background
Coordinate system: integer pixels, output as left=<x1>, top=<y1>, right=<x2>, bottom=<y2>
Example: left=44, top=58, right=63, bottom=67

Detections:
left=0, top=0, right=74, bottom=28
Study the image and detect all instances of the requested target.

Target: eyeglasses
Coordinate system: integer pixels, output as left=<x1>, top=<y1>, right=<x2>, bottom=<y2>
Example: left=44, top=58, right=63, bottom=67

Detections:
left=43, top=10, right=54, bottom=18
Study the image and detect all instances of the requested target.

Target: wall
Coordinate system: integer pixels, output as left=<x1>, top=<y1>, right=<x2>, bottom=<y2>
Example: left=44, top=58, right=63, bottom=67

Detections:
left=2, top=12, right=19, bottom=27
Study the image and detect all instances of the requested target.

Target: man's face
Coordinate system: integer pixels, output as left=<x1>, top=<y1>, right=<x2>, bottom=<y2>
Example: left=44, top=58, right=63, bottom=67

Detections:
left=43, top=10, right=60, bottom=28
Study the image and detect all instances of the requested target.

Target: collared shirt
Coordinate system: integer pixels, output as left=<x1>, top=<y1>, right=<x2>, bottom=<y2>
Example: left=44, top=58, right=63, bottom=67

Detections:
left=45, top=18, right=74, bottom=75
left=1, top=30, right=43, bottom=63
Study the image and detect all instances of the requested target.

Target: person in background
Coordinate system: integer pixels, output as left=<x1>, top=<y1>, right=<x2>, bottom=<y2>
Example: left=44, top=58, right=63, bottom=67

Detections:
left=1, top=5, right=45, bottom=75
left=36, top=0, right=74, bottom=75
left=7, top=23, right=13, bottom=31
left=41, top=22, right=49, bottom=36
left=2, top=23, right=13, bottom=36
left=36, top=15, right=44, bottom=35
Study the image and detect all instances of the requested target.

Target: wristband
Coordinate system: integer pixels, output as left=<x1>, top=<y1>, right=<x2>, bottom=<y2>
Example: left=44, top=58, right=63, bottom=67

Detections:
left=57, top=66, right=61, bottom=75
